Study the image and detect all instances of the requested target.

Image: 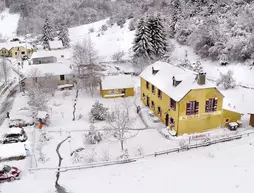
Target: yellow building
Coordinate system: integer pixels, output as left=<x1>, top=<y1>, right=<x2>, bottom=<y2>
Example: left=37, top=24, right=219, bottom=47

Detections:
left=140, top=61, right=241, bottom=136
left=100, top=75, right=135, bottom=98
left=0, top=42, right=34, bottom=57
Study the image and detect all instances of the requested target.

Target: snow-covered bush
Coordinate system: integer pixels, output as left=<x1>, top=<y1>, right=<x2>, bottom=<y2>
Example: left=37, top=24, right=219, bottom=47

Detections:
left=178, top=50, right=191, bottom=68
left=89, top=28, right=95, bottom=33
left=101, top=24, right=108, bottom=32
left=112, top=51, right=125, bottom=62
left=179, top=139, right=189, bottom=150
left=39, top=131, right=53, bottom=143
left=85, top=124, right=102, bottom=144
left=216, top=70, right=236, bottom=89
left=38, top=151, right=49, bottom=164
left=117, top=149, right=130, bottom=161
left=101, top=148, right=111, bottom=161
left=84, top=148, right=97, bottom=163
left=72, top=151, right=84, bottom=164
left=191, top=59, right=203, bottom=73
left=89, top=101, right=108, bottom=122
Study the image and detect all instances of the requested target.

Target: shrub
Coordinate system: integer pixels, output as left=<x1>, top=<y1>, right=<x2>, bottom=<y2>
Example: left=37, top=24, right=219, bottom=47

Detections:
left=101, top=24, right=108, bottom=31
left=85, top=124, right=102, bottom=144
left=89, top=101, right=108, bottom=122
left=89, top=28, right=95, bottom=33
left=216, top=70, right=236, bottom=89
left=112, top=51, right=125, bottom=62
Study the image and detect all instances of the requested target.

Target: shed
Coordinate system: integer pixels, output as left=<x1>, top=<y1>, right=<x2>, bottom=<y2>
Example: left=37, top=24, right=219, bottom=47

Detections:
left=222, top=99, right=244, bottom=127
left=49, top=40, right=64, bottom=50
left=248, top=113, right=254, bottom=127
left=100, top=75, right=135, bottom=98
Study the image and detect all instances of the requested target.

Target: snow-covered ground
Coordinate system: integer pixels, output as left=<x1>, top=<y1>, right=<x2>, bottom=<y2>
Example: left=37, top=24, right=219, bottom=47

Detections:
left=0, top=9, right=20, bottom=39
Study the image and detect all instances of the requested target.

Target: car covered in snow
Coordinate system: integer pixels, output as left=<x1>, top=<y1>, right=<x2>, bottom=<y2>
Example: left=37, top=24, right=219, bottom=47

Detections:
left=9, top=109, right=35, bottom=128
left=0, top=165, right=21, bottom=182
left=0, top=128, right=28, bottom=144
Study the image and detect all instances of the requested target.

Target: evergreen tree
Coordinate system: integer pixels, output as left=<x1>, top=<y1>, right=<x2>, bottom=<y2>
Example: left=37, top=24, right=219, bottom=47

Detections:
left=132, top=17, right=154, bottom=59
left=42, top=18, right=54, bottom=49
left=191, top=58, right=203, bottom=73
left=58, top=22, right=70, bottom=48
left=147, top=13, right=167, bottom=59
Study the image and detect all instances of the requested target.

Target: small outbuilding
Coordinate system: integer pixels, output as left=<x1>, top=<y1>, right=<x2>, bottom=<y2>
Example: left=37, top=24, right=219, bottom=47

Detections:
left=49, top=40, right=64, bottom=50
left=222, top=99, right=244, bottom=127
left=100, top=75, right=135, bottom=98
left=248, top=113, right=254, bottom=127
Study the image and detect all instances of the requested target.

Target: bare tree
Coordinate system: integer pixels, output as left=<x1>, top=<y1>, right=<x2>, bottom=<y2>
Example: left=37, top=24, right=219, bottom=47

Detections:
left=72, top=37, right=101, bottom=97
left=42, top=73, right=58, bottom=96
left=0, top=57, right=11, bottom=85
left=112, top=51, right=125, bottom=62
left=106, top=99, right=138, bottom=151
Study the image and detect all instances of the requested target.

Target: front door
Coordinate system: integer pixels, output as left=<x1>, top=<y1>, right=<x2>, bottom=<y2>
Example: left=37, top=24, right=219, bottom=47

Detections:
left=147, top=96, right=150, bottom=107
left=165, top=114, right=169, bottom=126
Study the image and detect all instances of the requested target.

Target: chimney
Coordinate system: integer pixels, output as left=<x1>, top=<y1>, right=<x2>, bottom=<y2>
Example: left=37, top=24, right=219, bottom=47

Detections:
left=172, top=76, right=176, bottom=86
left=197, top=72, right=206, bottom=85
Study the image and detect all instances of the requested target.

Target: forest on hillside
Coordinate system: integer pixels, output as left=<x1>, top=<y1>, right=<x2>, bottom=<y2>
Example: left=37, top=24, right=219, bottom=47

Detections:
left=1, top=0, right=254, bottom=63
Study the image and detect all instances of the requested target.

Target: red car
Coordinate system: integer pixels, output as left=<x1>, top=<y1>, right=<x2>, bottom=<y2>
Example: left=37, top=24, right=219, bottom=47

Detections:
left=0, top=165, right=20, bottom=182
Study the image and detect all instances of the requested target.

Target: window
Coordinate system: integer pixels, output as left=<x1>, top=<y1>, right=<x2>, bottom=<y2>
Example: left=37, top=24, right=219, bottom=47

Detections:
left=205, top=98, right=218, bottom=112
left=157, top=106, right=161, bottom=116
left=152, top=85, right=155, bottom=94
left=21, top=51, right=25, bottom=54
left=186, top=101, right=199, bottom=115
left=151, top=101, right=155, bottom=109
left=146, top=81, right=149, bottom=89
left=158, top=89, right=162, bottom=99
left=60, top=75, right=65, bottom=81
left=170, top=98, right=176, bottom=110
left=142, top=93, right=145, bottom=99
left=15, top=52, right=17, bottom=55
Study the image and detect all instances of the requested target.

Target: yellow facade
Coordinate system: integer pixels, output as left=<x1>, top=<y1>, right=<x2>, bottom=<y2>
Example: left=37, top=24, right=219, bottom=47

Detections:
left=141, top=78, right=226, bottom=136
left=221, top=109, right=242, bottom=127
left=100, top=83, right=134, bottom=98
left=0, top=46, right=33, bottom=57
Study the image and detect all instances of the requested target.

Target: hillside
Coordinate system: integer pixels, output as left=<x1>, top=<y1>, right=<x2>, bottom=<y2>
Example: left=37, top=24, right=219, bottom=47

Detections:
left=0, top=9, right=19, bottom=39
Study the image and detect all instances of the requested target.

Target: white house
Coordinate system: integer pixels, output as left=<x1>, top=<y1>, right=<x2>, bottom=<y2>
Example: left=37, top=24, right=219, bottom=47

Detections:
left=49, top=40, right=64, bottom=50
left=24, top=59, right=74, bottom=88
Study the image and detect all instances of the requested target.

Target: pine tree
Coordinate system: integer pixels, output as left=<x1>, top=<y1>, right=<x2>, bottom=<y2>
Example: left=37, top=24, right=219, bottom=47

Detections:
left=58, top=22, right=70, bottom=48
left=133, top=17, right=154, bottom=59
left=42, top=18, right=54, bottom=49
left=192, top=58, right=203, bottom=73
left=147, top=14, right=168, bottom=59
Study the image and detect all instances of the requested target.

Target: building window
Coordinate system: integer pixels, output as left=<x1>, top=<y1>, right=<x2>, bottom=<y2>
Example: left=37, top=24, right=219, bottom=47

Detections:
left=21, top=51, right=25, bottom=55
left=142, top=93, right=145, bottom=99
left=15, top=52, right=17, bottom=55
left=158, top=89, right=162, bottom=99
left=146, top=81, right=149, bottom=89
left=186, top=101, right=199, bottom=115
left=205, top=98, right=218, bottom=112
left=157, top=106, right=161, bottom=116
left=170, top=98, right=176, bottom=110
left=151, top=101, right=155, bottom=109
left=60, top=75, right=65, bottom=81
left=152, top=85, right=155, bottom=94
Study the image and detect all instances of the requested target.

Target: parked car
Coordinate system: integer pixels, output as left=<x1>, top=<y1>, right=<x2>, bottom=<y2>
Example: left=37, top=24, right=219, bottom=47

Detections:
left=1, top=128, right=28, bottom=144
left=0, top=165, right=21, bottom=182
left=9, top=111, right=35, bottom=128
left=22, top=55, right=29, bottom=61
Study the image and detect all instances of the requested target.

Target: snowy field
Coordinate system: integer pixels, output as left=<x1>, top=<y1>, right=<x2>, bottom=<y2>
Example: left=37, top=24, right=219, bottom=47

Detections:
left=0, top=9, right=19, bottom=39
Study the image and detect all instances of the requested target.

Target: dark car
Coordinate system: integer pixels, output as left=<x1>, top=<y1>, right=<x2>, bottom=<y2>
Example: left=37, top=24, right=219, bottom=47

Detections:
left=1, top=129, right=28, bottom=144
left=0, top=165, right=21, bottom=182
left=22, top=55, right=29, bottom=61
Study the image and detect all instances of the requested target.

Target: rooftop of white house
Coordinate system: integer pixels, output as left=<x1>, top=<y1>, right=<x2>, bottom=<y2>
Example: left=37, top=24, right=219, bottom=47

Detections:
left=139, top=61, right=220, bottom=101
left=101, top=75, right=134, bottom=90
left=31, top=49, right=72, bottom=59
left=24, top=59, right=73, bottom=77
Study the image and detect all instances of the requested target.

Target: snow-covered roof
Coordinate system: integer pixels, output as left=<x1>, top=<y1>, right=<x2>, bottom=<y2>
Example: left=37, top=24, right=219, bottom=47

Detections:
left=24, top=60, right=73, bottom=77
left=139, top=61, right=219, bottom=101
left=101, top=75, right=134, bottom=90
left=31, top=49, right=72, bottom=59
left=49, top=40, right=64, bottom=49
left=222, top=98, right=245, bottom=114
left=0, top=143, right=26, bottom=160
left=0, top=41, right=33, bottom=50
